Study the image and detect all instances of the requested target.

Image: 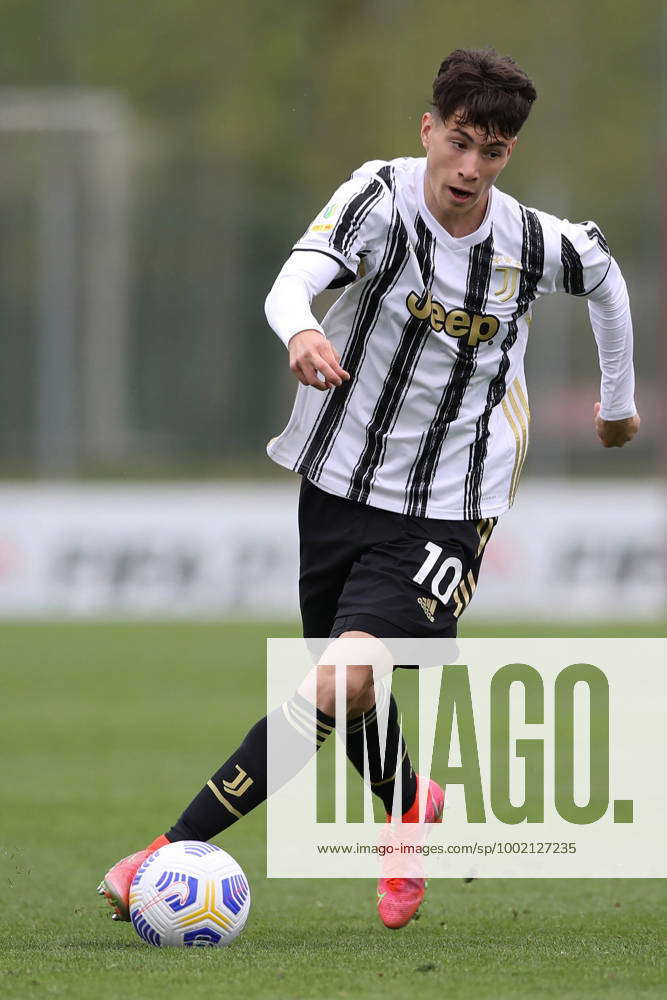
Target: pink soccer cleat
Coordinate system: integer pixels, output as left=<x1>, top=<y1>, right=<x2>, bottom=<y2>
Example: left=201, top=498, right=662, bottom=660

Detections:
left=376, top=775, right=444, bottom=929
left=97, top=835, right=170, bottom=921
left=376, top=876, right=427, bottom=930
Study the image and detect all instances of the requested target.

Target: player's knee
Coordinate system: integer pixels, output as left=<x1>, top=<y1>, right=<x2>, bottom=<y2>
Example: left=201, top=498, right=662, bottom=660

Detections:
left=344, top=663, right=374, bottom=706
left=303, top=633, right=387, bottom=715
left=307, top=662, right=373, bottom=716
left=322, top=632, right=389, bottom=711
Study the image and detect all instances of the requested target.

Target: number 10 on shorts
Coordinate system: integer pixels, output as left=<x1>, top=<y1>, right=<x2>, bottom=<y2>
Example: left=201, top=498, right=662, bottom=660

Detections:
left=413, top=542, right=463, bottom=604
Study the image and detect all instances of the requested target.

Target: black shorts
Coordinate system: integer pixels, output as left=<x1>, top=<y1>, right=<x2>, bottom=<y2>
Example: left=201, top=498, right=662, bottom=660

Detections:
left=298, top=477, right=496, bottom=640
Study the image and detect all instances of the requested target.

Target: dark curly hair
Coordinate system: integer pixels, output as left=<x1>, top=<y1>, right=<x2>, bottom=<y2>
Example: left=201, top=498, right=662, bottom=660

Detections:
left=432, top=48, right=537, bottom=139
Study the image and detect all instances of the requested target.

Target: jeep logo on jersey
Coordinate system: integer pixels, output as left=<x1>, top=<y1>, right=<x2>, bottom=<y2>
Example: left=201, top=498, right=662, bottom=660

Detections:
left=406, top=291, right=499, bottom=347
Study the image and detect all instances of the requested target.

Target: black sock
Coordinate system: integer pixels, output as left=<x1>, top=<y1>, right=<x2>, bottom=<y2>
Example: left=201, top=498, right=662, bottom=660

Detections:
left=166, top=693, right=335, bottom=842
left=345, top=691, right=416, bottom=816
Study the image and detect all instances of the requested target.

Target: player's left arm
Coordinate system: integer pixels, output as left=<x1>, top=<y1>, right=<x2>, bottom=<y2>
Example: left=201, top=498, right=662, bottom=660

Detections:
left=593, top=401, right=640, bottom=448
left=586, top=256, right=640, bottom=448
left=549, top=216, right=640, bottom=449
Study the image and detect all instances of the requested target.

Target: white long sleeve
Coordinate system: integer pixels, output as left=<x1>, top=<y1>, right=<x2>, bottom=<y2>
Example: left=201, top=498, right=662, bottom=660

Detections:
left=587, top=257, right=637, bottom=421
left=264, top=251, right=343, bottom=348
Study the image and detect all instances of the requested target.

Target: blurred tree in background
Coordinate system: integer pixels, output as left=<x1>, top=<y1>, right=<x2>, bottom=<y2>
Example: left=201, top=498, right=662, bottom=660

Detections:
left=0, top=0, right=661, bottom=476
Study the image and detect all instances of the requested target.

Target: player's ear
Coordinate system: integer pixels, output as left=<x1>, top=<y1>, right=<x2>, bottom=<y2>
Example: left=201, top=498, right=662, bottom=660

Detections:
left=420, top=112, right=434, bottom=151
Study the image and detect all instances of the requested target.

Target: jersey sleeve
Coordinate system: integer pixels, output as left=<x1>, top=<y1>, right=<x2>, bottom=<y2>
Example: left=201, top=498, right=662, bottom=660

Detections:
left=264, top=250, right=341, bottom=348
left=587, top=258, right=636, bottom=420
left=541, top=215, right=612, bottom=297
left=292, top=160, right=393, bottom=283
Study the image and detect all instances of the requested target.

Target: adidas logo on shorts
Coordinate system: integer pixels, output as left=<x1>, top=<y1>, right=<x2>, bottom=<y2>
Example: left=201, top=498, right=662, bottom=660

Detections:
left=417, top=596, right=437, bottom=622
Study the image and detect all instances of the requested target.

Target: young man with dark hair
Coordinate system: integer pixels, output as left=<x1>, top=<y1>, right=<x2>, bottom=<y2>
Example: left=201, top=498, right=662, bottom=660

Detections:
left=99, top=48, right=638, bottom=931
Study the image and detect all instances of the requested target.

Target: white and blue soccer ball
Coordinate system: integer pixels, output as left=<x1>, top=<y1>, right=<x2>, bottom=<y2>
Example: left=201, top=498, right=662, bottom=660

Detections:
left=129, top=840, right=250, bottom=947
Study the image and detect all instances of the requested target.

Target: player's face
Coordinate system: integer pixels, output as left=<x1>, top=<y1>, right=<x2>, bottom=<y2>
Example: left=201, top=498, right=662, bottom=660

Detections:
left=421, top=112, right=516, bottom=230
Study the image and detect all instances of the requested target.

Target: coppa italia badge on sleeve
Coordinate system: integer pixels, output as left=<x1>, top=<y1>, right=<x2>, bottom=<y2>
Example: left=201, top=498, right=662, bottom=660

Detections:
left=266, top=639, right=666, bottom=879
left=310, top=202, right=340, bottom=233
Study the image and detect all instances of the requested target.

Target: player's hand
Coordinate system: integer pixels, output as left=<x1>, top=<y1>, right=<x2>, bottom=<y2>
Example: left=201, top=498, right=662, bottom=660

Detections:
left=594, top=402, right=640, bottom=448
left=288, top=329, right=350, bottom=391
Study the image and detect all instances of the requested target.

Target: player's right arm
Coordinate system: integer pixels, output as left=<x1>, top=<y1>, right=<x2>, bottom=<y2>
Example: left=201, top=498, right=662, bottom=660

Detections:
left=265, top=160, right=392, bottom=390
left=264, top=251, right=350, bottom=391
left=288, top=329, right=349, bottom=391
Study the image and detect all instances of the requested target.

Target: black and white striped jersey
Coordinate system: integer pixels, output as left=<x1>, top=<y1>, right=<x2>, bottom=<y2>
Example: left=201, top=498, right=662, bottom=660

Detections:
left=266, top=156, right=621, bottom=519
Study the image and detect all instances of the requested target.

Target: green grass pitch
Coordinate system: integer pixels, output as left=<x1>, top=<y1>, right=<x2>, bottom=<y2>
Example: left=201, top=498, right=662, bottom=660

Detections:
left=1, top=621, right=665, bottom=999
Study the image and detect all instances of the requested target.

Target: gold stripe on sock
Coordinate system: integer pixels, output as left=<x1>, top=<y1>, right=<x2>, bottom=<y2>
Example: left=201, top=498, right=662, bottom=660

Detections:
left=293, top=696, right=335, bottom=732
left=283, top=700, right=328, bottom=743
left=288, top=697, right=334, bottom=737
left=347, top=719, right=365, bottom=735
left=347, top=707, right=376, bottom=736
left=281, top=702, right=312, bottom=741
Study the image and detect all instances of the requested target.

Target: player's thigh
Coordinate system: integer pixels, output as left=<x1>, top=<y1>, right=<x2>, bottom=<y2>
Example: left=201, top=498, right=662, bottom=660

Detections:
left=298, top=476, right=363, bottom=638
left=333, top=515, right=496, bottom=639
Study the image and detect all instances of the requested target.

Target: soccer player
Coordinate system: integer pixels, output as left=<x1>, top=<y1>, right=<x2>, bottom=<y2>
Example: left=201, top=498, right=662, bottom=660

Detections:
left=99, top=48, right=639, bottom=930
